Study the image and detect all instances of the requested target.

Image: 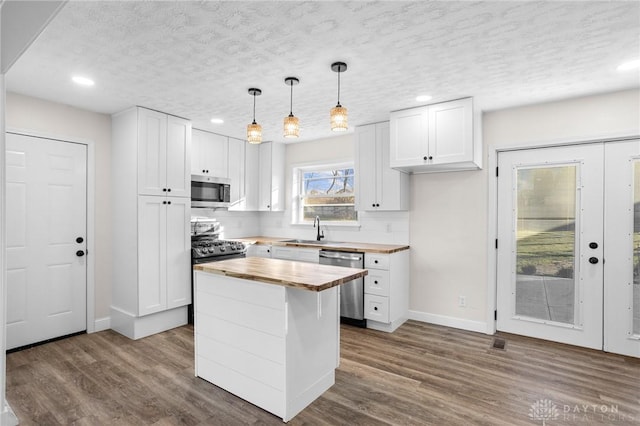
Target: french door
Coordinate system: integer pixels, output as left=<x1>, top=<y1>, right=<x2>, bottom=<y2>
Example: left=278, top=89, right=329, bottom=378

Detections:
left=5, top=133, right=87, bottom=350
left=496, top=141, right=640, bottom=358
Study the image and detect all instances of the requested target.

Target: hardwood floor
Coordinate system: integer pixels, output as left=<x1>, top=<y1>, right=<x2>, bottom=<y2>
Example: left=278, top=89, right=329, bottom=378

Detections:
left=6, top=320, right=640, bottom=425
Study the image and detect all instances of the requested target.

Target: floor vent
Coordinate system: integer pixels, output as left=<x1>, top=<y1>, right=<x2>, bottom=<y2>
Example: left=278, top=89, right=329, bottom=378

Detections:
left=492, top=338, right=506, bottom=350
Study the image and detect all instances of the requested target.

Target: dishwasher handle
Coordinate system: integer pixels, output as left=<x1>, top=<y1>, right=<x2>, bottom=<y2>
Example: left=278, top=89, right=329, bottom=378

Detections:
left=319, top=250, right=363, bottom=262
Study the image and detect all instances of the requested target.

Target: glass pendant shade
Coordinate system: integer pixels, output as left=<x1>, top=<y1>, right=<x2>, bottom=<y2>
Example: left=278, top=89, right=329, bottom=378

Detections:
left=284, top=114, right=300, bottom=138
left=330, top=104, right=348, bottom=131
left=247, top=121, right=262, bottom=144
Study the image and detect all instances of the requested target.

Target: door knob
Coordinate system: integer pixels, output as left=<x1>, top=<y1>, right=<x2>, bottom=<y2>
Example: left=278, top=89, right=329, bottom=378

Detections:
left=76, top=250, right=85, bottom=257
left=76, top=237, right=84, bottom=244
left=589, top=242, right=598, bottom=249
left=589, top=257, right=599, bottom=264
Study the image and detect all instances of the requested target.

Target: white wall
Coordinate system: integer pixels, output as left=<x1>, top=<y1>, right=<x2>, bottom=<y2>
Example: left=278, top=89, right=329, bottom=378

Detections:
left=409, top=89, right=640, bottom=331
left=5, top=92, right=112, bottom=320
left=258, top=133, right=410, bottom=245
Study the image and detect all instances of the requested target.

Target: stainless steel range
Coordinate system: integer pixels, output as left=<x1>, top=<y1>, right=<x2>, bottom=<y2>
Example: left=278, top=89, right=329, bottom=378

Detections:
left=191, top=237, right=247, bottom=264
left=189, top=218, right=247, bottom=322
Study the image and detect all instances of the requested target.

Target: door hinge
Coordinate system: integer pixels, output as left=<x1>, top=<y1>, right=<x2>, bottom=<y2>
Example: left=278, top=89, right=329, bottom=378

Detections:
left=495, top=239, right=498, bottom=249
left=494, top=310, right=497, bottom=321
left=496, top=166, right=499, bottom=177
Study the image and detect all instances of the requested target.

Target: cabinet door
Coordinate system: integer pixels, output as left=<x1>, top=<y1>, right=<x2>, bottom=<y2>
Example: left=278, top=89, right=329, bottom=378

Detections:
left=228, top=137, right=246, bottom=210
left=389, top=106, right=428, bottom=167
left=377, top=122, right=409, bottom=211
left=138, top=196, right=167, bottom=316
left=355, top=124, right=378, bottom=211
left=190, top=129, right=204, bottom=175
left=166, top=197, right=191, bottom=309
left=138, top=109, right=168, bottom=196
left=197, top=131, right=228, bottom=178
left=258, top=143, right=273, bottom=211
left=269, top=142, right=285, bottom=212
left=428, top=98, right=472, bottom=164
left=244, top=143, right=260, bottom=211
left=165, top=116, right=191, bottom=198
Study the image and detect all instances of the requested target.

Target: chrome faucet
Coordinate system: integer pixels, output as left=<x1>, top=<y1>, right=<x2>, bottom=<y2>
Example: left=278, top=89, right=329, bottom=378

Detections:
left=314, top=216, right=325, bottom=241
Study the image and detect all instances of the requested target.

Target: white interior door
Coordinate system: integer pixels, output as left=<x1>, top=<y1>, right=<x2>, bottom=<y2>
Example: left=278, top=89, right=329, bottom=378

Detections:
left=603, top=140, right=640, bottom=357
left=497, top=144, right=604, bottom=350
left=6, top=133, right=87, bottom=350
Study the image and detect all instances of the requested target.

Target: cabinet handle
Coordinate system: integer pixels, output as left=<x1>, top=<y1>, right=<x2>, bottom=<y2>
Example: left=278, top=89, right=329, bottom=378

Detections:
left=76, top=237, right=84, bottom=244
left=423, top=156, right=427, bottom=161
left=162, top=201, right=167, bottom=205
left=167, top=188, right=171, bottom=192
left=589, top=242, right=598, bottom=249
left=589, top=257, right=599, bottom=264
left=372, top=203, right=375, bottom=207
left=162, top=188, right=167, bottom=192
left=374, top=260, right=379, bottom=264
left=202, top=169, right=206, bottom=173
left=76, top=250, right=85, bottom=257
left=429, top=156, right=433, bottom=160
left=376, top=203, right=380, bottom=207
left=167, top=201, right=172, bottom=205
left=374, top=306, right=378, bottom=311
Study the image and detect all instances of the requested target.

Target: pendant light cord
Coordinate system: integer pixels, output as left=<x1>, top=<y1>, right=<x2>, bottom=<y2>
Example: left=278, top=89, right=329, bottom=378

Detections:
left=252, top=92, right=257, bottom=124
left=290, top=81, right=294, bottom=116
left=336, top=68, right=341, bottom=106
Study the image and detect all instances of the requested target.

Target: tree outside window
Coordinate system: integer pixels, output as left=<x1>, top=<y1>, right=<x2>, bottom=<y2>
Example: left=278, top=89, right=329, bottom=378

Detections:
left=298, top=166, right=356, bottom=222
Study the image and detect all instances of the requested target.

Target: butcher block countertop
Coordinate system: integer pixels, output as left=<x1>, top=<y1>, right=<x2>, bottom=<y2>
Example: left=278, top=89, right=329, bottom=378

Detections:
left=193, top=257, right=368, bottom=292
left=231, top=236, right=409, bottom=254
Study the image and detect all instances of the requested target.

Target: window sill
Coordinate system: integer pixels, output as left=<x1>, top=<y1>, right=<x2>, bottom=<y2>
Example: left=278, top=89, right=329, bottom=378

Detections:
left=290, top=221, right=361, bottom=229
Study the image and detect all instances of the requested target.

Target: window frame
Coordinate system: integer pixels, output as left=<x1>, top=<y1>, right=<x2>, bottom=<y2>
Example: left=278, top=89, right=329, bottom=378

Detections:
left=291, top=161, right=359, bottom=226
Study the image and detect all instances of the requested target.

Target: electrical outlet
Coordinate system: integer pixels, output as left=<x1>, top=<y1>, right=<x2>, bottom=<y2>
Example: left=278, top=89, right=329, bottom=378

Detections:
left=458, top=296, right=466, bottom=307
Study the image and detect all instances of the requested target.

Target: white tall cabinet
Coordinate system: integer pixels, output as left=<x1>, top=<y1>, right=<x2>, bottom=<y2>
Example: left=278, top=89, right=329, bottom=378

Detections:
left=228, top=137, right=247, bottom=210
left=355, top=121, right=409, bottom=211
left=112, top=107, right=192, bottom=340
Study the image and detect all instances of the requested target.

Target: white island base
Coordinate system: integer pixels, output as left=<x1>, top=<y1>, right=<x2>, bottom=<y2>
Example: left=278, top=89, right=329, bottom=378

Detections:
left=194, top=271, right=340, bottom=422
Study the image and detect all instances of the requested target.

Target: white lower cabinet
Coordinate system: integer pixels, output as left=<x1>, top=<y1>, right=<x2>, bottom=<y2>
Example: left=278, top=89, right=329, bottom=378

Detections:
left=195, top=272, right=339, bottom=422
left=271, top=246, right=319, bottom=263
left=247, top=244, right=272, bottom=258
left=364, top=250, right=409, bottom=333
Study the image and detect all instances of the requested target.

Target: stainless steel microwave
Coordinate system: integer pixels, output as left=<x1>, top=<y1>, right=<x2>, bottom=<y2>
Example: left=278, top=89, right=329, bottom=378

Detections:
left=191, top=175, right=231, bottom=208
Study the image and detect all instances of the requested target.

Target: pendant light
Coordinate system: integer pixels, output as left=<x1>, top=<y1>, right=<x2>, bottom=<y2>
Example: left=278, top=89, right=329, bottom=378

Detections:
left=330, top=62, right=348, bottom=132
left=247, top=88, right=262, bottom=144
left=283, top=77, right=300, bottom=138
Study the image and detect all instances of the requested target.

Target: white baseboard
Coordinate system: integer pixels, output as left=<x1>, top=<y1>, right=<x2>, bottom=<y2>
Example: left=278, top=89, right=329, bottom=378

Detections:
left=408, top=310, right=489, bottom=334
left=93, top=317, right=111, bottom=332
left=1, top=399, right=18, bottom=426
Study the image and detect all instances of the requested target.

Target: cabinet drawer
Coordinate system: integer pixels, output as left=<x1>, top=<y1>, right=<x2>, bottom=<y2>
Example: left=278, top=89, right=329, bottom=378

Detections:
left=297, top=249, right=319, bottom=263
left=364, top=294, right=389, bottom=323
left=271, top=246, right=296, bottom=260
left=365, top=254, right=389, bottom=270
left=364, top=271, right=390, bottom=296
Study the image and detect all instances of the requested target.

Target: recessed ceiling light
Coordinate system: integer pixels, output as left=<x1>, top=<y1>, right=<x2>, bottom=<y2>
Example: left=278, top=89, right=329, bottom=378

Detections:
left=210, top=118, right=224, bottom=124
left=617, top=59, right=640, bottom=71
left=415, top=95, right=432, bottom=102
left=72, top=75, right=94, bottom=86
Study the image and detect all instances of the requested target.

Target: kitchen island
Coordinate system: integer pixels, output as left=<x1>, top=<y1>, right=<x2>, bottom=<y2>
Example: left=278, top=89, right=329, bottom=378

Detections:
left=193, top=257, right=368, bottom=422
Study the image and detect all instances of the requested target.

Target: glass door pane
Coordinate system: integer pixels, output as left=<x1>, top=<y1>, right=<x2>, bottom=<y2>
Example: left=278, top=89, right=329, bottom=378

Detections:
left=515, top=165, right=577, bottom=325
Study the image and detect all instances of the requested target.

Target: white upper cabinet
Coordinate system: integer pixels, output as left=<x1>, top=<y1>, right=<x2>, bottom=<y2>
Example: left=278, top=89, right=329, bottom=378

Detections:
left=191, top=129, right=228, bottom=177
left=244, top=143, right=260, bottom=211
left=227, top=137, right=246, bottom=210
left=390, top=97, right=480, bottom=173
left=258, top=142, right=285, bottom=212
left=138, top=108, right=191, bottom=197
left=355, top=121, right=409, bottom=211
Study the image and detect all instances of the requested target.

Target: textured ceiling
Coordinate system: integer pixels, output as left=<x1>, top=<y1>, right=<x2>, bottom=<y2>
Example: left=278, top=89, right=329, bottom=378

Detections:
left=6, top=1, right=640, bottom=143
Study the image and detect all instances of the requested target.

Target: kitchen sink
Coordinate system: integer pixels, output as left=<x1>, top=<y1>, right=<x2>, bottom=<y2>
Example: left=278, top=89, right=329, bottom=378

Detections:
left=282, top=239, right=330, bottom=245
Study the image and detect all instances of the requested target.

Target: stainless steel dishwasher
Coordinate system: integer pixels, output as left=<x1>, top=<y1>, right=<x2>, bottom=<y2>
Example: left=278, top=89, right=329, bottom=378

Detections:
left=319, top=250, right=366, bottom=327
